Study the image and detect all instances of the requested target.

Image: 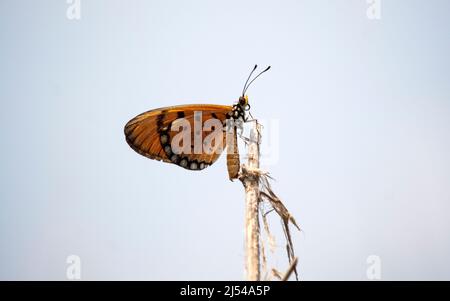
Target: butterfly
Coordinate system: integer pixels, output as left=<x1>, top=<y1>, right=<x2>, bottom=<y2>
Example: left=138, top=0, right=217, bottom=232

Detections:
left=124, top=65, right=270, bottom=180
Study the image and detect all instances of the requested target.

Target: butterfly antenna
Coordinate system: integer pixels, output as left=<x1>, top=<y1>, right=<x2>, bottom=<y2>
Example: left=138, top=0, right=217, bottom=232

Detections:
left=243, top=65, right=271, bottom=95
left=242, top=64, right=258, bottom=96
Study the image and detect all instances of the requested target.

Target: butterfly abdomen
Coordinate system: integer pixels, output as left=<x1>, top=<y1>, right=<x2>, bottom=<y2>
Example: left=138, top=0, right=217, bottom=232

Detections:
left=226, top=126, right=240, bottom=180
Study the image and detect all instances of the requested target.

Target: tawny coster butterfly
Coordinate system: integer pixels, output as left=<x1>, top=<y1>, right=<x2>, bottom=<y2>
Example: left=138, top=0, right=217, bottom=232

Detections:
left=124, top=65, right=270, bottom=180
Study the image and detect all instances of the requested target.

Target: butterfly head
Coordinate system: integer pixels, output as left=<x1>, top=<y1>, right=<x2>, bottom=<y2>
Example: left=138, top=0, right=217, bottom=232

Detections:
left=238, top=95, right=249, bottom=108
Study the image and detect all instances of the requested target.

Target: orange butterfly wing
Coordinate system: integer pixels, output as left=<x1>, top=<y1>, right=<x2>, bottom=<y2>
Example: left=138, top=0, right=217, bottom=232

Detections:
left=124, top=104, right=233, bottom=171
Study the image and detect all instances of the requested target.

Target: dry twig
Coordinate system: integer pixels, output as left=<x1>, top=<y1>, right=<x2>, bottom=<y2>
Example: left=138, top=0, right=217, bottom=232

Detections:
left=239, top=120, right=300, bottom=281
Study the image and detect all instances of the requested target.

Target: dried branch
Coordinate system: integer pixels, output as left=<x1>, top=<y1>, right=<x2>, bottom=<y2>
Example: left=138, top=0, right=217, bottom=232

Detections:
left=281, top=257, right=299, bottom=281
left=259, top=175, right=300, bottom=281
left=239, top=121, right=262, bottom=281
left=238, top=120, right=300, bottom=281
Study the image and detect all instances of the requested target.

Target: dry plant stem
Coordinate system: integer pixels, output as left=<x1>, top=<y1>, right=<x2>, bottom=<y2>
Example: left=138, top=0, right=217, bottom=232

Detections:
left=281, top=257, right=298, bottom=281
left=241, top=121, right=261, bottom=281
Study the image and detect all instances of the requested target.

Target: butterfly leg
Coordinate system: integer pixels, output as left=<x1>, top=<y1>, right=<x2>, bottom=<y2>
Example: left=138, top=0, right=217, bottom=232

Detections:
left=238, top=132, right=251, bottom=145
left=241, top=117, right=262, bottom=146
left=233, top=119, right=254, bottom=145
left=244, top=113, right=259, bottom=124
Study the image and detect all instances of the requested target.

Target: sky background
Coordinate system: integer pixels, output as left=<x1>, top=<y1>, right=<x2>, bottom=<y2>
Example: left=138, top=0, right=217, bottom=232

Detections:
left=1, top=0, right=449, bottom=280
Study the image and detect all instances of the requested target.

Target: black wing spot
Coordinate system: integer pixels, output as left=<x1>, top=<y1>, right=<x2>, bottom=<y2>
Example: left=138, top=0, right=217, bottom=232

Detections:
left=157, top=110, right=168, bottom=130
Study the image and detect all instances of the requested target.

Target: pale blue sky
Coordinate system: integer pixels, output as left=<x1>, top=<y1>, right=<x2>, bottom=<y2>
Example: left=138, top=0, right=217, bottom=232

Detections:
left=1, top=0, right=449, bottom=280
